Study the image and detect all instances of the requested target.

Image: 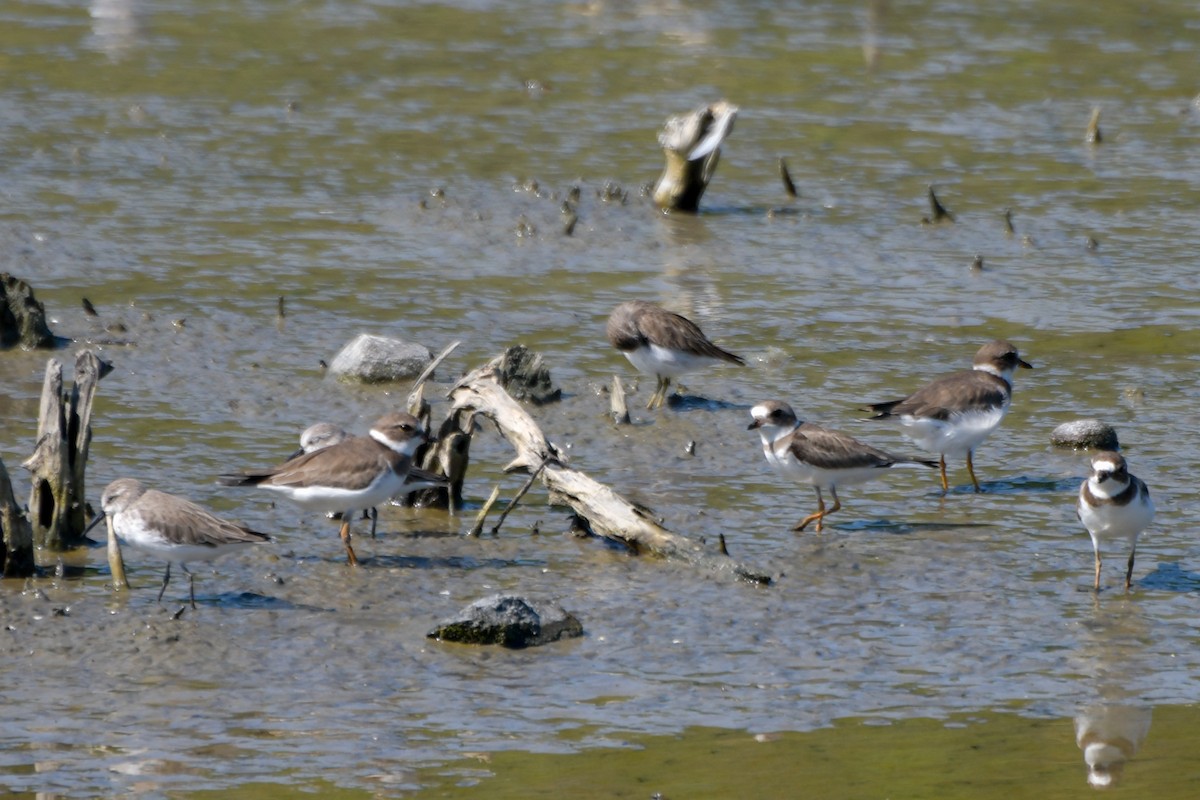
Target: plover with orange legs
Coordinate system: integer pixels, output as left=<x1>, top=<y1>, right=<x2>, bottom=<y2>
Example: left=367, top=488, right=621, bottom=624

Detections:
left=863, top=339, right=1032, bottom=493
left=606, top=300, right=744, bottom=410
left=86, top=478, right=270, bottom=608
left=221, top=412, right=428, bottom=566
left=1077, top=451, right=1154, bottom=591
left=749, top=400, right=936, bottom=532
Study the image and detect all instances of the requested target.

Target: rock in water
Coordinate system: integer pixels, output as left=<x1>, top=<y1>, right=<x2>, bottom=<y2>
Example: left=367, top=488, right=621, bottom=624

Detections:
left=496, top=344, right=561, bottom=404
left=428, top=594, right=583, bottom=648
left=1, top=273, right=58, bottom=349
left=328, top=333, right=433, bottom=383
left=1050, top=419, right=1119, bottom=451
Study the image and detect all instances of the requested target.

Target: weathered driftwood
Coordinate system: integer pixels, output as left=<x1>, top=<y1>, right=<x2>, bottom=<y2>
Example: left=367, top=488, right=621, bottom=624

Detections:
left=449, top=356, right=772, bottom=585
left=0, top=273, right=59, bottom=349
left=23, top=350, right=109, bottom=551
left=404, top=340, right=467, bottom=510
left=652, top=100, right=738, bottom=212
left=0, top=456, right=35, bottom=577
left=610, top=375, right=630, bottom=425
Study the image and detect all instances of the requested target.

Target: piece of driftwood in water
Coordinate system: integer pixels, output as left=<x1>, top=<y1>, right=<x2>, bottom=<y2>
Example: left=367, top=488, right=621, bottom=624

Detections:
left=610, top=375, right=630, bottom=425
left=23, top=350, right=110, bottom=551
left=1, top=273, right=59, bottom=349
left=921, top=185, right=955, bottom=225
left=403, top=340, right=468, bottom=510
left=449, top=357, right=772, bottom=584
left=1086, top=106, right=1102, bottom=144
left=0, top=456, right=35, bottom=577
left=652, top=100, right=738, bottom=212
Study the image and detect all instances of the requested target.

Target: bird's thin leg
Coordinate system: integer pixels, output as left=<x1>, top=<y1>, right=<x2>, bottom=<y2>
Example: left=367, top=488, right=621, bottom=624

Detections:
left=1125, top=547, right=1137, bottom=591
left=966, top=450, right=982, bottom=493
left=368, top=507, right=378, bottom=539
left=795, top=488, right=827, bottom=532
left=645, top=377, right=661, bottom=409
left=662, top=376, right=672, bottom=406
left=182, top=564, right=196, bottom=609
left=1093, top=551, right=1102, bottom=591
left=825, top=486, right=843, bottom=521
left=157, top=562, right=172, bottom=602
left=339, top=518, right=359, bottom=566
left=938, top=455, right=949, bottom=494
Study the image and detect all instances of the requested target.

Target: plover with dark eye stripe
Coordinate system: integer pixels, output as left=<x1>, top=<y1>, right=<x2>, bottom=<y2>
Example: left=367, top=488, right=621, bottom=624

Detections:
left=85, top=478, right=270, bottom=608
left=606, top=300, right=744, bottom=410
left=862, top=339, right=1032, bottom=494
left=749, top=400, right=937, bottom=532
left=1077, top=451, right=1154, bottom=591
left=221, top=411, right=428, bottom=566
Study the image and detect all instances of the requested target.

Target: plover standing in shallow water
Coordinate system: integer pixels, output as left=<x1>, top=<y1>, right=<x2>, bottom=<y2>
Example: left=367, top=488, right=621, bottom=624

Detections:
left=86, top=478, right=270, bottom=608
left=1077, top=451, right=1154, bottom=591
left=221, top=411, right=428, bottom=565
left=749, top=400, right=937, bottom=532
left=606, top=300, right=744, bottom=410
left=863, top=339, right=1032, bottom=493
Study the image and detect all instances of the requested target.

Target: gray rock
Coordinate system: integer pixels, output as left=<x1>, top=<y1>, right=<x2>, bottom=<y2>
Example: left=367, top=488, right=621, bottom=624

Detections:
left=1050, top=419, right=1119, bottom=451
left=496, top=344, right=561, bottom=404
left=428, top=594, right=583, bottom=648
left=328, top=333, right=432, bottom=383
left=1, top=273, right=58, bottom=349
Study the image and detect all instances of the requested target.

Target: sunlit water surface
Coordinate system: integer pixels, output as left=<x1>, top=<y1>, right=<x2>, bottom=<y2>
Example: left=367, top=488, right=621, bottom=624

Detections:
left=2, top=0, right=1200, bottom=795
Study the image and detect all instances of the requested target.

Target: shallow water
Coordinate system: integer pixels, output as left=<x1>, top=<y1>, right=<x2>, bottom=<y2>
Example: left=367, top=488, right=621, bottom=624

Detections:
left=3, top=0, right=1200, bottom=795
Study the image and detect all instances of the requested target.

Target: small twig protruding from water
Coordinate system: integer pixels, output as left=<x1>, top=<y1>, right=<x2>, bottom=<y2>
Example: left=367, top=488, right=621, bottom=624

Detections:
left=406, top=340, right=461, bottom=409
left=466, top=484, right=502, bottom=537
left=610, top=375, right=630, bottom=425
left=719, top=533, right=729, bottom=556
left=1086, top=106, right=1103, bottom=144
left=970, top=254, right=985, bottom=271
left=82, top=298, right=98, bottom=317
left=1003, top=208, right=1015, bottom=236
left=779, top=157, right=798, bottom=198
left=922, top=185, right=955, bottom=225
left=490, top=457, right=551, bottom=536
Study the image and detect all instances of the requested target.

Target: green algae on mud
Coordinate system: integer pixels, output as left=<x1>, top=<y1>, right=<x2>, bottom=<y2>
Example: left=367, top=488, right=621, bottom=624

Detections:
left=410, top=706, right=1200, bottom=800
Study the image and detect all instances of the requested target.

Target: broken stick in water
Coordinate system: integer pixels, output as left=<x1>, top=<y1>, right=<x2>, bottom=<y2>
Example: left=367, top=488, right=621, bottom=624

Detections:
left=449, top=353, right=772, bottom=584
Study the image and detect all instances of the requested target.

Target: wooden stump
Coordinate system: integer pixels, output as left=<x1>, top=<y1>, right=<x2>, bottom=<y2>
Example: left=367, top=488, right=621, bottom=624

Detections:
left=23, top=350, right=107, bottom=551
left=0, top=457, right=35, bottom=576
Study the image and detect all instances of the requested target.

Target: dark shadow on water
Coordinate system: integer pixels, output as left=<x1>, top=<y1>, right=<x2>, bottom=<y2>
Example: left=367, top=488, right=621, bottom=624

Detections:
left=1138, top=562, right=1200, bottom=592
left=943, top=475, right=1079, bottom=495
left=358, top=554, right=548, bottom=571
left=835, top=518, right=996, bottom=536
left=666, top=393, right=751, bottom=412
left=209, top=591, right=323, bottom=611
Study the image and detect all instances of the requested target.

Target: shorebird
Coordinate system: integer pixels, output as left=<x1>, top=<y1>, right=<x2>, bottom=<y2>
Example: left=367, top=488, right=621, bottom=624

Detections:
left=606, top=300, right=744, bottom=410
left=1077, top=451, right=1154, bottom=591
left=862, top=339, right=1032, bottom=493
left=750, top=400, right=936, bottom=532
left=85, top=478, right=269, bottom=608
left=221, top=412, right=428, bottom=565
left=292, top=421, right=448, bottom=538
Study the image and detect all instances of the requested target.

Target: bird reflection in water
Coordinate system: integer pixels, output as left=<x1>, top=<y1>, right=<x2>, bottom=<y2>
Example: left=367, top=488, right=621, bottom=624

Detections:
left=1074, top=704, right=1152, bottom=788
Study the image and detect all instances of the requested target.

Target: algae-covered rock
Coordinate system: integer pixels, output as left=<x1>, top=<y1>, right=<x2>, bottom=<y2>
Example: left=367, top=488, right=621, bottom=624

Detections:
left=328, top=333, right=432, bottom=383
left=496, top=344, right=561, bottom=404
left=1050, top=419, right=1119, bottom=451
left=1, top=273, right=58, bottom=349
left=428, top=594, right=583, bottom=648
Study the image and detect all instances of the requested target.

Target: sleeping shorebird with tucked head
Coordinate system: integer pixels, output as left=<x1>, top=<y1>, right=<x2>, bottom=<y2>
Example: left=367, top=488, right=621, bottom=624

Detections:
left=221, top=412, right=428, bottom=566
left=606, top=300, right=744, bottom=410
left=1077, top=451, right=1154, bottom=591
left=85, top=478, right=270, bottom=608
left=862, top=339, right=1032, bottom=494
left=749, top=400, right=937, bottom=532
